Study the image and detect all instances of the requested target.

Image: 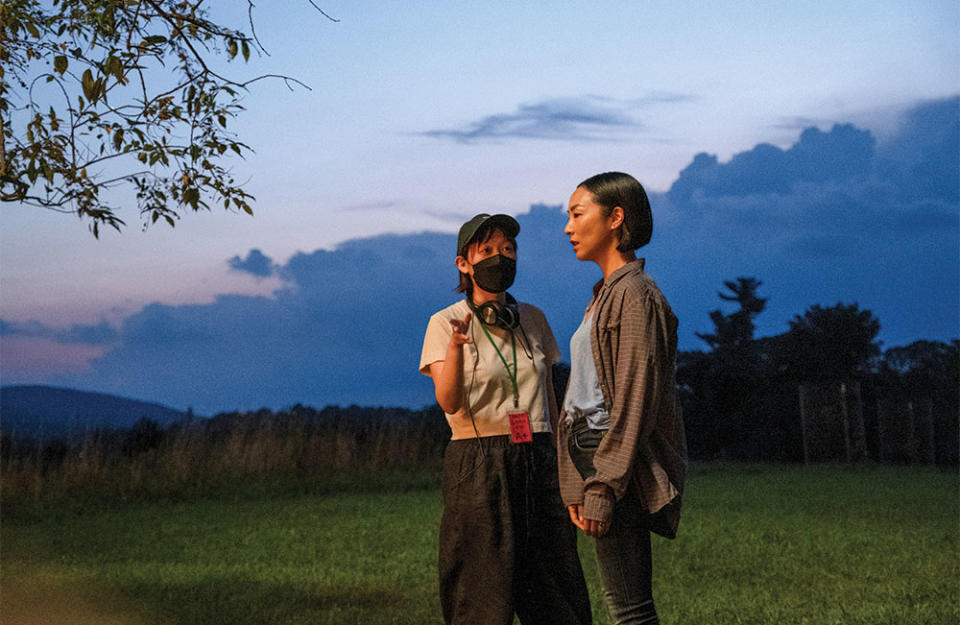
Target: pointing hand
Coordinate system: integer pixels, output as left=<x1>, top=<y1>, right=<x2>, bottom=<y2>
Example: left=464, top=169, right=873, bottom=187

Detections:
left=449, top=312, right=472, bottom=345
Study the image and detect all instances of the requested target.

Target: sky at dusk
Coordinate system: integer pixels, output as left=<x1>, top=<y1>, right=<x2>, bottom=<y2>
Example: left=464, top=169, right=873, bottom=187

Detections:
left=1, top=1, right=958, bottom=413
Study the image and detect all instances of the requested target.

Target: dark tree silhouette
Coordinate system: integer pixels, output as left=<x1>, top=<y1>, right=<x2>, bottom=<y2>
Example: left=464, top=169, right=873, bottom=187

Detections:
left=783, top=302, right=881, bottom=383
left=681, top=277, right=775, bottom=459
left=695, top=277, right=768, bottom=351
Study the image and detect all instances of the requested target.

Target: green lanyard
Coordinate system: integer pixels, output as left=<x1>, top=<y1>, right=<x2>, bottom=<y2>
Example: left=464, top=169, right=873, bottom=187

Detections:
left=479, top=323, right=519, bottom=408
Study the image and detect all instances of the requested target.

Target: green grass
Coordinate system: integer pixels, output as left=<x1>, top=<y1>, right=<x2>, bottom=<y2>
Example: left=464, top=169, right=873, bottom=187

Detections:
left=3, top=463, right=957, bottom=624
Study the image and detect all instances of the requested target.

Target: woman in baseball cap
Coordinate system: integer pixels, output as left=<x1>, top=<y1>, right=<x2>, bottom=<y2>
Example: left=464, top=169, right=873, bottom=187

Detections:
left=419, top=213, right=591, bottom=625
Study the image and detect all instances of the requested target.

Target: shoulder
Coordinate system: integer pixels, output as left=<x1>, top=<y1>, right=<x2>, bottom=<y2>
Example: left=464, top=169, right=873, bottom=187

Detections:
left=425, top=300, right=470, bottom=336
left=517, top=301, right=544, bottom=317
left=429, top=299, right=470, bottom=323
left=517, top=301, right=551, bottom=327
left=603, top=264, right=675, bottom=319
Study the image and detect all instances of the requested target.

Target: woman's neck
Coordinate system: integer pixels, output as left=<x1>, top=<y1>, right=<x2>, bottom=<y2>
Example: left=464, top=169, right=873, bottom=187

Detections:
left=596, top=248, right=636, bottom=280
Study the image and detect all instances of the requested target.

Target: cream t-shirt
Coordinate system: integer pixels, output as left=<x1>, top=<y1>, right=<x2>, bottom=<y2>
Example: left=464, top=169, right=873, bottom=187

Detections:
left=419, top=299, right=562, bottom=439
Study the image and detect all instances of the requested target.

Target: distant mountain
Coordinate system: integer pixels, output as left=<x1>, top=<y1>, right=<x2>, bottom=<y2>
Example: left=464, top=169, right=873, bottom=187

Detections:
left=0, top=385, right=193, bottom=439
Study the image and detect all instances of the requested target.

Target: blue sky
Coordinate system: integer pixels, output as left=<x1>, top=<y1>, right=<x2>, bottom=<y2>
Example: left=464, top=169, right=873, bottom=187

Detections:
left=1, top=1, right=958, bottom=412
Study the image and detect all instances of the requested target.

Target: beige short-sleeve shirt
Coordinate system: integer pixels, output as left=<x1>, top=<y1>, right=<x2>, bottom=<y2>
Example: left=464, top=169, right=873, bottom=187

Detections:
left=420, top=299, right=562, bottom=439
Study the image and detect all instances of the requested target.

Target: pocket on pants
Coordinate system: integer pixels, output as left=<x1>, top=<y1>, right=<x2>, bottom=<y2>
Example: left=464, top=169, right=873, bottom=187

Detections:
left=567, top=420, right=605, bottom=480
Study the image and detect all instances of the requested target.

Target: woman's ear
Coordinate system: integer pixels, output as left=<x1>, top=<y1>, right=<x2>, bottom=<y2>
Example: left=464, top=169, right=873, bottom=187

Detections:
left=609, top=206, right=625, bottom=230
left=455, top=255, right=471, bottom=274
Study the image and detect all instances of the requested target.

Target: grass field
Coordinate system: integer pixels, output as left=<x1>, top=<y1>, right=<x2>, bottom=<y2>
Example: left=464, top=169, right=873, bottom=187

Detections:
left=2, top=463, right=957, bottom=624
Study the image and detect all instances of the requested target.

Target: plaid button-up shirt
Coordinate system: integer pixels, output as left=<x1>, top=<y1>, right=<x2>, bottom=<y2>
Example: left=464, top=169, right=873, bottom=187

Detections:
left=558, top=259, right=687, bottom=538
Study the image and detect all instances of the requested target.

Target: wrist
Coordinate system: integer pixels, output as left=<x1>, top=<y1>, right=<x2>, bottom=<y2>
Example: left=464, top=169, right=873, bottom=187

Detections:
left=583, top=484, right=614, bottom=524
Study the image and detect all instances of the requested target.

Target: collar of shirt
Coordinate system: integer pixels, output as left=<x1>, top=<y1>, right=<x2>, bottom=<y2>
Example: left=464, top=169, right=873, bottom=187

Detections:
left=591, top=258, right=646, bottom=299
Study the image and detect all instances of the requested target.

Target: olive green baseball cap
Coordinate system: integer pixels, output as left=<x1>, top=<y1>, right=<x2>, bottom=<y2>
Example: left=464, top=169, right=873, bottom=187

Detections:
left=456, top=213, right=520, bottom=257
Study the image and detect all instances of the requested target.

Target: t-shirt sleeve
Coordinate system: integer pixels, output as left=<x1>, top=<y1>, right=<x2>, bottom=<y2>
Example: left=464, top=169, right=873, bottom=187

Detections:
left=419, top=312, right=451, bottom=375
left=541, top=315, right=562, bottom=365
left=527, top=305, right=562, bottom=365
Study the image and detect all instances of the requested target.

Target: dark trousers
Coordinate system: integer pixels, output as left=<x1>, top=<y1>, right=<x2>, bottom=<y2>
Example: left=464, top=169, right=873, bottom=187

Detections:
left=439, top=434, right=592, bottom=625
left=594, top=492, right=658, bottom=625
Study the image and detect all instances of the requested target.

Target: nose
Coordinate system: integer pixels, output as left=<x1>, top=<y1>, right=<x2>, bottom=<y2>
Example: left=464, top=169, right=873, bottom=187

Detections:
left=563, top=217, right=573, bottom=235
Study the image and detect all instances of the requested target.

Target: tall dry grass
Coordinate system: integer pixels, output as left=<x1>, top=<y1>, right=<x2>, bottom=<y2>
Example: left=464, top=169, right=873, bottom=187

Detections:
left=1, top=405, right=448, bottom=501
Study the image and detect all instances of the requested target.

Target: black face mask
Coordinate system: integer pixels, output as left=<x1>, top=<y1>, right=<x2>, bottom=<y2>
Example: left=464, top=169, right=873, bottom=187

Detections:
left=472, top=254, right=516, bottom=293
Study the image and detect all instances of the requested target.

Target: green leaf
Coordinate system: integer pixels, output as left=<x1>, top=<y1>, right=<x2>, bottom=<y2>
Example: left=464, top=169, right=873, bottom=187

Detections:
left=241, top=40, right=250, bottom=62
left=227, top=40, right=238, bottom=59
left=81, top=69, right=96, bottom=102
left=54, top=55, right=68, bottom=75
left=106, top=55, right=123, bottom=81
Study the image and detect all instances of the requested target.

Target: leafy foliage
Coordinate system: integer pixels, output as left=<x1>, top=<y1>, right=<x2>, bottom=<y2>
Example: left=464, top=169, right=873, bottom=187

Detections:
left=694, top=277, right=768, bottom=352
left=0, top=0, right=332, bottom=236
left=877, top=338, right=959, bottom=426
left=783, top=302, right=881, bottom=382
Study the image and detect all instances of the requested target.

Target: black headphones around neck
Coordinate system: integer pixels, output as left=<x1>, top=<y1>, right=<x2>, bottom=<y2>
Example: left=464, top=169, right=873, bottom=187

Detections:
left=469, top=292, right=520, bottom=330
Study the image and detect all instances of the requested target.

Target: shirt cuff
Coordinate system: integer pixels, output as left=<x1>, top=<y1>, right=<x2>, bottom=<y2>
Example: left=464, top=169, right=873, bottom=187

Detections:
left=583, top=484, right=613, bottom=525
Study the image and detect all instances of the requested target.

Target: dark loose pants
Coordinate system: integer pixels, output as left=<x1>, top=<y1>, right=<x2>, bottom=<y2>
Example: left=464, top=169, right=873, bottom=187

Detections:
left=439, top=434, right=592, bottom=625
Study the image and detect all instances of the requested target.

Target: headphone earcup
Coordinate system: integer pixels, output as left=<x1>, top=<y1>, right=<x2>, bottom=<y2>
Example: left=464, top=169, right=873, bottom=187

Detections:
left=469, top=293, right=521, bottom=330
left=498, top=302, right=520, bottom=329
left=475, top=301, right=500, bottom=326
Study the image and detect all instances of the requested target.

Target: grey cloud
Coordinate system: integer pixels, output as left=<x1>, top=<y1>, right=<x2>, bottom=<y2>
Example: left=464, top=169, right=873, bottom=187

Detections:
left=772, top=116, right=837, bottom=131
left=668, top=123, right=878, bottom=202
left=227, top=248, right=276, bottom=278
left=51, top=97, right=957, bottom=413
left=627, top=91, right=699, bottom=106
left=421, top=96, right=640, bottom=143
left=344, top=200, right=403, bottom=212
left=0, top=318, right=118, bottom=345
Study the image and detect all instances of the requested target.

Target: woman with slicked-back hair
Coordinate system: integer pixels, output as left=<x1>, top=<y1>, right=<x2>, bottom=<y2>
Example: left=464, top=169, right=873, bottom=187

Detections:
left=558, top=172, right=687, bottom=625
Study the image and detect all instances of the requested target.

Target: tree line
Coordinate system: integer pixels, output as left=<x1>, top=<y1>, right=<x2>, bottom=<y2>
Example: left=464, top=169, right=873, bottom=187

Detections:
left=4, top=277, right=956, bottom=501
left=667, top=277, right=958, bottom=465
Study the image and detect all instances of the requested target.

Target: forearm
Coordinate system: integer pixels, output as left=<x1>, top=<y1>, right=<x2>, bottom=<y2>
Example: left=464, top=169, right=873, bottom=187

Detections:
left=433, top=342, right=465, bottom=414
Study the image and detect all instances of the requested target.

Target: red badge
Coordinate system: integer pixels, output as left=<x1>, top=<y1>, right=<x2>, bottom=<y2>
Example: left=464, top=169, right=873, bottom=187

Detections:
left=509, top=411, right=532, bottom=444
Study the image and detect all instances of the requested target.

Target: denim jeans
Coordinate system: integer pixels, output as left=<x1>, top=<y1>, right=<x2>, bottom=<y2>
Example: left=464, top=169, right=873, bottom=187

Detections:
left=594, top=492, right=659, bottom=625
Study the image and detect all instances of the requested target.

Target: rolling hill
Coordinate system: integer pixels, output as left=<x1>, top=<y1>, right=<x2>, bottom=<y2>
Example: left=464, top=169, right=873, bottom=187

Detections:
left=0, top=385, right=193, bottom=439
